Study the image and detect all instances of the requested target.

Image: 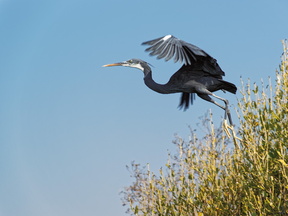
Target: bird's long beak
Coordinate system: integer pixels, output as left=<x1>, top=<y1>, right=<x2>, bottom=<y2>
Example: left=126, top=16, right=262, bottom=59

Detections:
left=102, top=62, right=123, bottom=67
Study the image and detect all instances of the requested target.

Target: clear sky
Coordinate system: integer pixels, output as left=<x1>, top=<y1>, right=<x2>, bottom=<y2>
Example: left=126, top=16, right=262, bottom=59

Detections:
left=0, top=0, right=287, bottom=215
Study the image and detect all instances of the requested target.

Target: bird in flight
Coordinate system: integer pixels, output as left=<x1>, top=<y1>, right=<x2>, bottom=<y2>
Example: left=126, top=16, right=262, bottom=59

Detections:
left=103, top=35, right=236, bottom=125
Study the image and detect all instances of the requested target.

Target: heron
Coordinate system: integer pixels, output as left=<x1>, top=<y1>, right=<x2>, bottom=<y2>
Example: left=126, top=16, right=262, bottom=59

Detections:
left=103, top=35, right=237, bottom=125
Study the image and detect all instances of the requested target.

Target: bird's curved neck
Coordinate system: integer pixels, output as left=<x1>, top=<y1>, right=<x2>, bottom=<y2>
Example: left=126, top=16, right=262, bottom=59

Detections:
left=143, top=69, right=171, bottom=94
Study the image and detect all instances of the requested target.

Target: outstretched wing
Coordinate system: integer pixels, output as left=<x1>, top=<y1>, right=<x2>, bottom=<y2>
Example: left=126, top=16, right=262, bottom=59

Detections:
left=142, top=35, right=207, bottom=65
left=142, top=35, right=225, bottom=77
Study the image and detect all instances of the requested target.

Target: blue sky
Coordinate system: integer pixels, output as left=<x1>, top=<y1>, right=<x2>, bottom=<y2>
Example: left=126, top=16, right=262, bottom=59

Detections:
left=0, top=0, right=287, bottom=215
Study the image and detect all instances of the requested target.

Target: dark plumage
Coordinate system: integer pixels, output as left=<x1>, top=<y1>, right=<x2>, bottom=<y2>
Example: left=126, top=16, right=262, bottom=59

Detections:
left=103, top=35, right=236, bottom=122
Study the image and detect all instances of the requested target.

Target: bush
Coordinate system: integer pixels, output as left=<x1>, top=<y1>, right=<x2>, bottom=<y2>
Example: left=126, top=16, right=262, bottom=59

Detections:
left=122, top=40, right=288, bottom=216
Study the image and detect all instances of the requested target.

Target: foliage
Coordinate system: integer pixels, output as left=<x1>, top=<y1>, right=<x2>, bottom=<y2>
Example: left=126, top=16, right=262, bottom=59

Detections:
left=122, top=40, right=288, bottom=216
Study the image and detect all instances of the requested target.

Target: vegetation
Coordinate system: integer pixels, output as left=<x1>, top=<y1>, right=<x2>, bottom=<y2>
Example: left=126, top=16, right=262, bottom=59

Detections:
left=122, top=40, right=288, bottom=216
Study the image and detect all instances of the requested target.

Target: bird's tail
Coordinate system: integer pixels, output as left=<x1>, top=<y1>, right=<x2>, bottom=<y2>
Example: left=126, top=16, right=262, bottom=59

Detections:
left=220, top=80, right=237, bottom=94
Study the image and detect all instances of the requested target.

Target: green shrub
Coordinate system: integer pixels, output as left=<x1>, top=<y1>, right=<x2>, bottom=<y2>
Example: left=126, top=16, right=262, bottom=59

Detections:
left=122, top=40, right=288, bottom=216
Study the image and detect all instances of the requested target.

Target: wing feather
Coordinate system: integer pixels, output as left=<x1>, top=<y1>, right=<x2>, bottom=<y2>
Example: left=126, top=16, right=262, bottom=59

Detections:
left=142, top=35, right=225, bottom=76
left=142, top=35, right=207, bottom=65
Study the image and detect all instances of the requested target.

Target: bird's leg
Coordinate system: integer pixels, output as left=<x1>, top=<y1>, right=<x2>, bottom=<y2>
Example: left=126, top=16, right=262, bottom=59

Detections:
left=209, top=93, right=243, bottom=145
left=197, top=93, right=235, bottom=138
left=210, top=93, right=233, bottom=125
left=197, top=93, right=228, bottom=117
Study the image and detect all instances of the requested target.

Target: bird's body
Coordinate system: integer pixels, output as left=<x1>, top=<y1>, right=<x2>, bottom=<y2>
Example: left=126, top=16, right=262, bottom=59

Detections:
left=103, top=35, right=236, bottom=121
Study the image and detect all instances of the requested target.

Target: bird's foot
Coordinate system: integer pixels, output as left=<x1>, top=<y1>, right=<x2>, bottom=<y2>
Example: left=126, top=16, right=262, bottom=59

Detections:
left=222, top=119, right=242, bottom=148
left=223, top=119, right=232, bottom=138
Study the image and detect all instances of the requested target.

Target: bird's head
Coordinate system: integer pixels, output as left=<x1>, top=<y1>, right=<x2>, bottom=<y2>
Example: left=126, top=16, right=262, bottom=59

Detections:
left=102, top=58, right=152, bottom=72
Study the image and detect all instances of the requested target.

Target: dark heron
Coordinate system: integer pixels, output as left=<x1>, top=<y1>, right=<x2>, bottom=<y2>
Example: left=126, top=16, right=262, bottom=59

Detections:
left=103, top=35, right=237, bottom=124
